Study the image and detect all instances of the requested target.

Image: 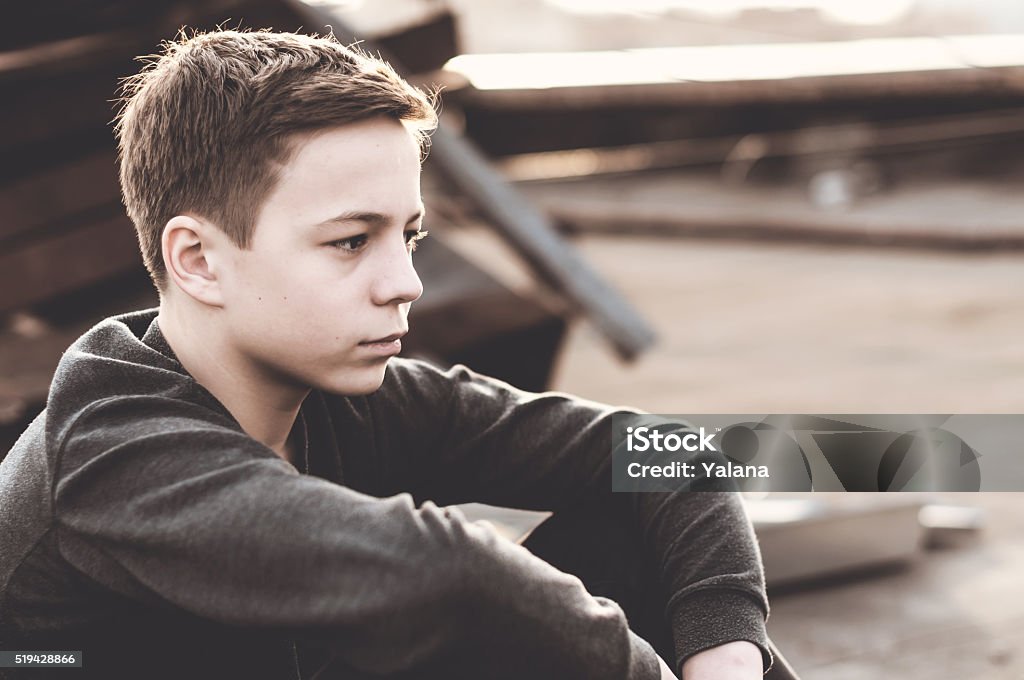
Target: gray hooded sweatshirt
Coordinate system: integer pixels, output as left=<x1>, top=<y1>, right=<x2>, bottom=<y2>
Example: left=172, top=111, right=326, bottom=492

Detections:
left=0, top=309, right=769, bottom=679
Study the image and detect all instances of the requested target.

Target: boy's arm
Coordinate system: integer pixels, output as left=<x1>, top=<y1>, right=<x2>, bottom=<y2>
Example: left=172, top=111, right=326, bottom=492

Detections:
left=375, top=360, right=773, bottom=673
left=53, top=396, right=660, bottom=679
left=681, top=641, right=764, bottom=680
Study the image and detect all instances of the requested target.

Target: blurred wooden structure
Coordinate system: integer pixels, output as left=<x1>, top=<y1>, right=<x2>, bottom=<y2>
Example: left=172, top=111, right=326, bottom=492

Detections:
left=445, top=36, right=1024, bottom=155
left=441, top=36, right=1024, bottom=254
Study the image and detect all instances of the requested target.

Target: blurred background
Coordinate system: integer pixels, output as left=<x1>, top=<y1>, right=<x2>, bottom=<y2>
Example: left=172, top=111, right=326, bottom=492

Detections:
left=2, top=1, right=1023, bottom=677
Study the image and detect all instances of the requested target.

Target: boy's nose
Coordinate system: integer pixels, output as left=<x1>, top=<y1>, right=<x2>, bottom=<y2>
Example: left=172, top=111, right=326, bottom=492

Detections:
left=371, top=243, right=423, bottom=306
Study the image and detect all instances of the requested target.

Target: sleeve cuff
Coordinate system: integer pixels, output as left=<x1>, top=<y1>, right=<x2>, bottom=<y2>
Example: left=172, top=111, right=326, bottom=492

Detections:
left=669, top=589, right=773, bottom=675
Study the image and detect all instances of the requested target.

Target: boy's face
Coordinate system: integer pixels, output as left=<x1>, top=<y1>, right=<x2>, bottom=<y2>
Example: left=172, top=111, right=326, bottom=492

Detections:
left=216, top=117, right=425, bottom=396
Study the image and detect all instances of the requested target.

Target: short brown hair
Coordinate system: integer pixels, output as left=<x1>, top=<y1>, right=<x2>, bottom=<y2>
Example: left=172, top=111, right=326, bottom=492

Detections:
left=115, top=29, right=438, bottom=289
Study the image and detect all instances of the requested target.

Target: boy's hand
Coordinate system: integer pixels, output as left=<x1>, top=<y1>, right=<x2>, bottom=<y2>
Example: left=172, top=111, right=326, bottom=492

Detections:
left=680, top=641, right=763, bottom=680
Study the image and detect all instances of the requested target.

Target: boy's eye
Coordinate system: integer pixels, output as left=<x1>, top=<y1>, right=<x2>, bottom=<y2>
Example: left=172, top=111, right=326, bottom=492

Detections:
left=326, top=229, right=427, bottom=254
left=327, top=234, right=368, bottom=253
left=405, top=229, right=428, bottom=252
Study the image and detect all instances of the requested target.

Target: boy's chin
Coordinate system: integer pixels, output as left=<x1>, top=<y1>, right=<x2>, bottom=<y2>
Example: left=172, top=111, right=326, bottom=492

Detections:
left=315, top=364, right=390, bottom=396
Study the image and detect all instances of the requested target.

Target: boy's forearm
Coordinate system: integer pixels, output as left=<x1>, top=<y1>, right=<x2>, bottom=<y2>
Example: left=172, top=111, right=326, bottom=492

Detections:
left=631, top=489, right=771, bottom=672
left=363, top=364, right=771, bottom=673
left=458, top=520, right=663, bottom=679
left=681, top=641, right=765, bottom=680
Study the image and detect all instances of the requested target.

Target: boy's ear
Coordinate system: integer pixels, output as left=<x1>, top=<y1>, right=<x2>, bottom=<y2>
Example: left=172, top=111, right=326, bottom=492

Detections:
left=162, top=215, right=226, bottom=307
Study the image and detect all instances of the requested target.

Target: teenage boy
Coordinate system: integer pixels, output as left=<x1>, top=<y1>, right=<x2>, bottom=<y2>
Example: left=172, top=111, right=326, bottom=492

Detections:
left=0, top=30, right=772, bottom=680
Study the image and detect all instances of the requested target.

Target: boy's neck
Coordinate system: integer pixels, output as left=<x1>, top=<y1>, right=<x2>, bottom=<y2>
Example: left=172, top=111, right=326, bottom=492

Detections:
left=156, top=301, right=310, bottom=465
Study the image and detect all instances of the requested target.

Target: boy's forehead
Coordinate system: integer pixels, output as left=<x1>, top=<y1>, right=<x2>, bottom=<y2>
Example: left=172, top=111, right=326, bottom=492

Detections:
left=286, top=118, right=421, bottom=166
left=258, top=119, right=423, bottom=228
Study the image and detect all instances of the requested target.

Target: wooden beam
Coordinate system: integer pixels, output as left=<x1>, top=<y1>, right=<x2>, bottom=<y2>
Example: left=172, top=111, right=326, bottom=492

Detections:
left=0, top=152, right=121, bottom=244
left=524, top=172, right=1024, bottom=252
left=495, top=108, right=1024, bottom=181
left=0, top=71, right=123, bottom=155
left=0, top=214, right=142, bottom=315
left=446, top=35, right=1024, bottom=110
left=426, top=126, right=655, bottom=358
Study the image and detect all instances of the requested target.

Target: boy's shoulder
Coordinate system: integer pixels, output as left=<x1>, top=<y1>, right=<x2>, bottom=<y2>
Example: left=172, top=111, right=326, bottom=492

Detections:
left=0, top=310, right=247, bottom=504
left=0, top=309, right=242, bottom=603
left=41, top=308, right=235, bottom=448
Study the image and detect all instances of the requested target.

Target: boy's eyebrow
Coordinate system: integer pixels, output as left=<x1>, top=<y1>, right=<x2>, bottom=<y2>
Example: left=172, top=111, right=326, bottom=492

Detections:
left=315, top=208, right=425, bottom=229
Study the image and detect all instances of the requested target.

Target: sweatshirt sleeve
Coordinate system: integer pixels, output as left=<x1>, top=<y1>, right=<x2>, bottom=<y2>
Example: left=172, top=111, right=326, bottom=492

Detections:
left=52, top=394, right=659, bottom=680
left=370, top=360, right=773, bottom=673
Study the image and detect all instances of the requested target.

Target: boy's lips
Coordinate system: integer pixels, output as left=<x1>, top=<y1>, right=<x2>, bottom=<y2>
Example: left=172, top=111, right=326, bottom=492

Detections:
left=360, top=331, right=406, bottom=345
left=358, top=331, right=406, bottom=357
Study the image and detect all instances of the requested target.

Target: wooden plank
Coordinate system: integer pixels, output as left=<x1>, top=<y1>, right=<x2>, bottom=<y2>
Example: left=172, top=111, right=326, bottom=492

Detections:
left=0, top=1, right=182, bottom=53
left=0, top=0, right=254, bottom=56
left=445, top=35, right=1024, bottom=109
left=454, top=66, right=1024, bottom=110
left=0, top=31, right=145, bottom=84
left=522, top=172, right=1024, bottom=252
left=0, top=214, right=142, bottom=315
left=0, top=152, right=120, bottom=244
left=496, top=109, right=1024, bottom=181
left=0, top=70, right=123, bottom=156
